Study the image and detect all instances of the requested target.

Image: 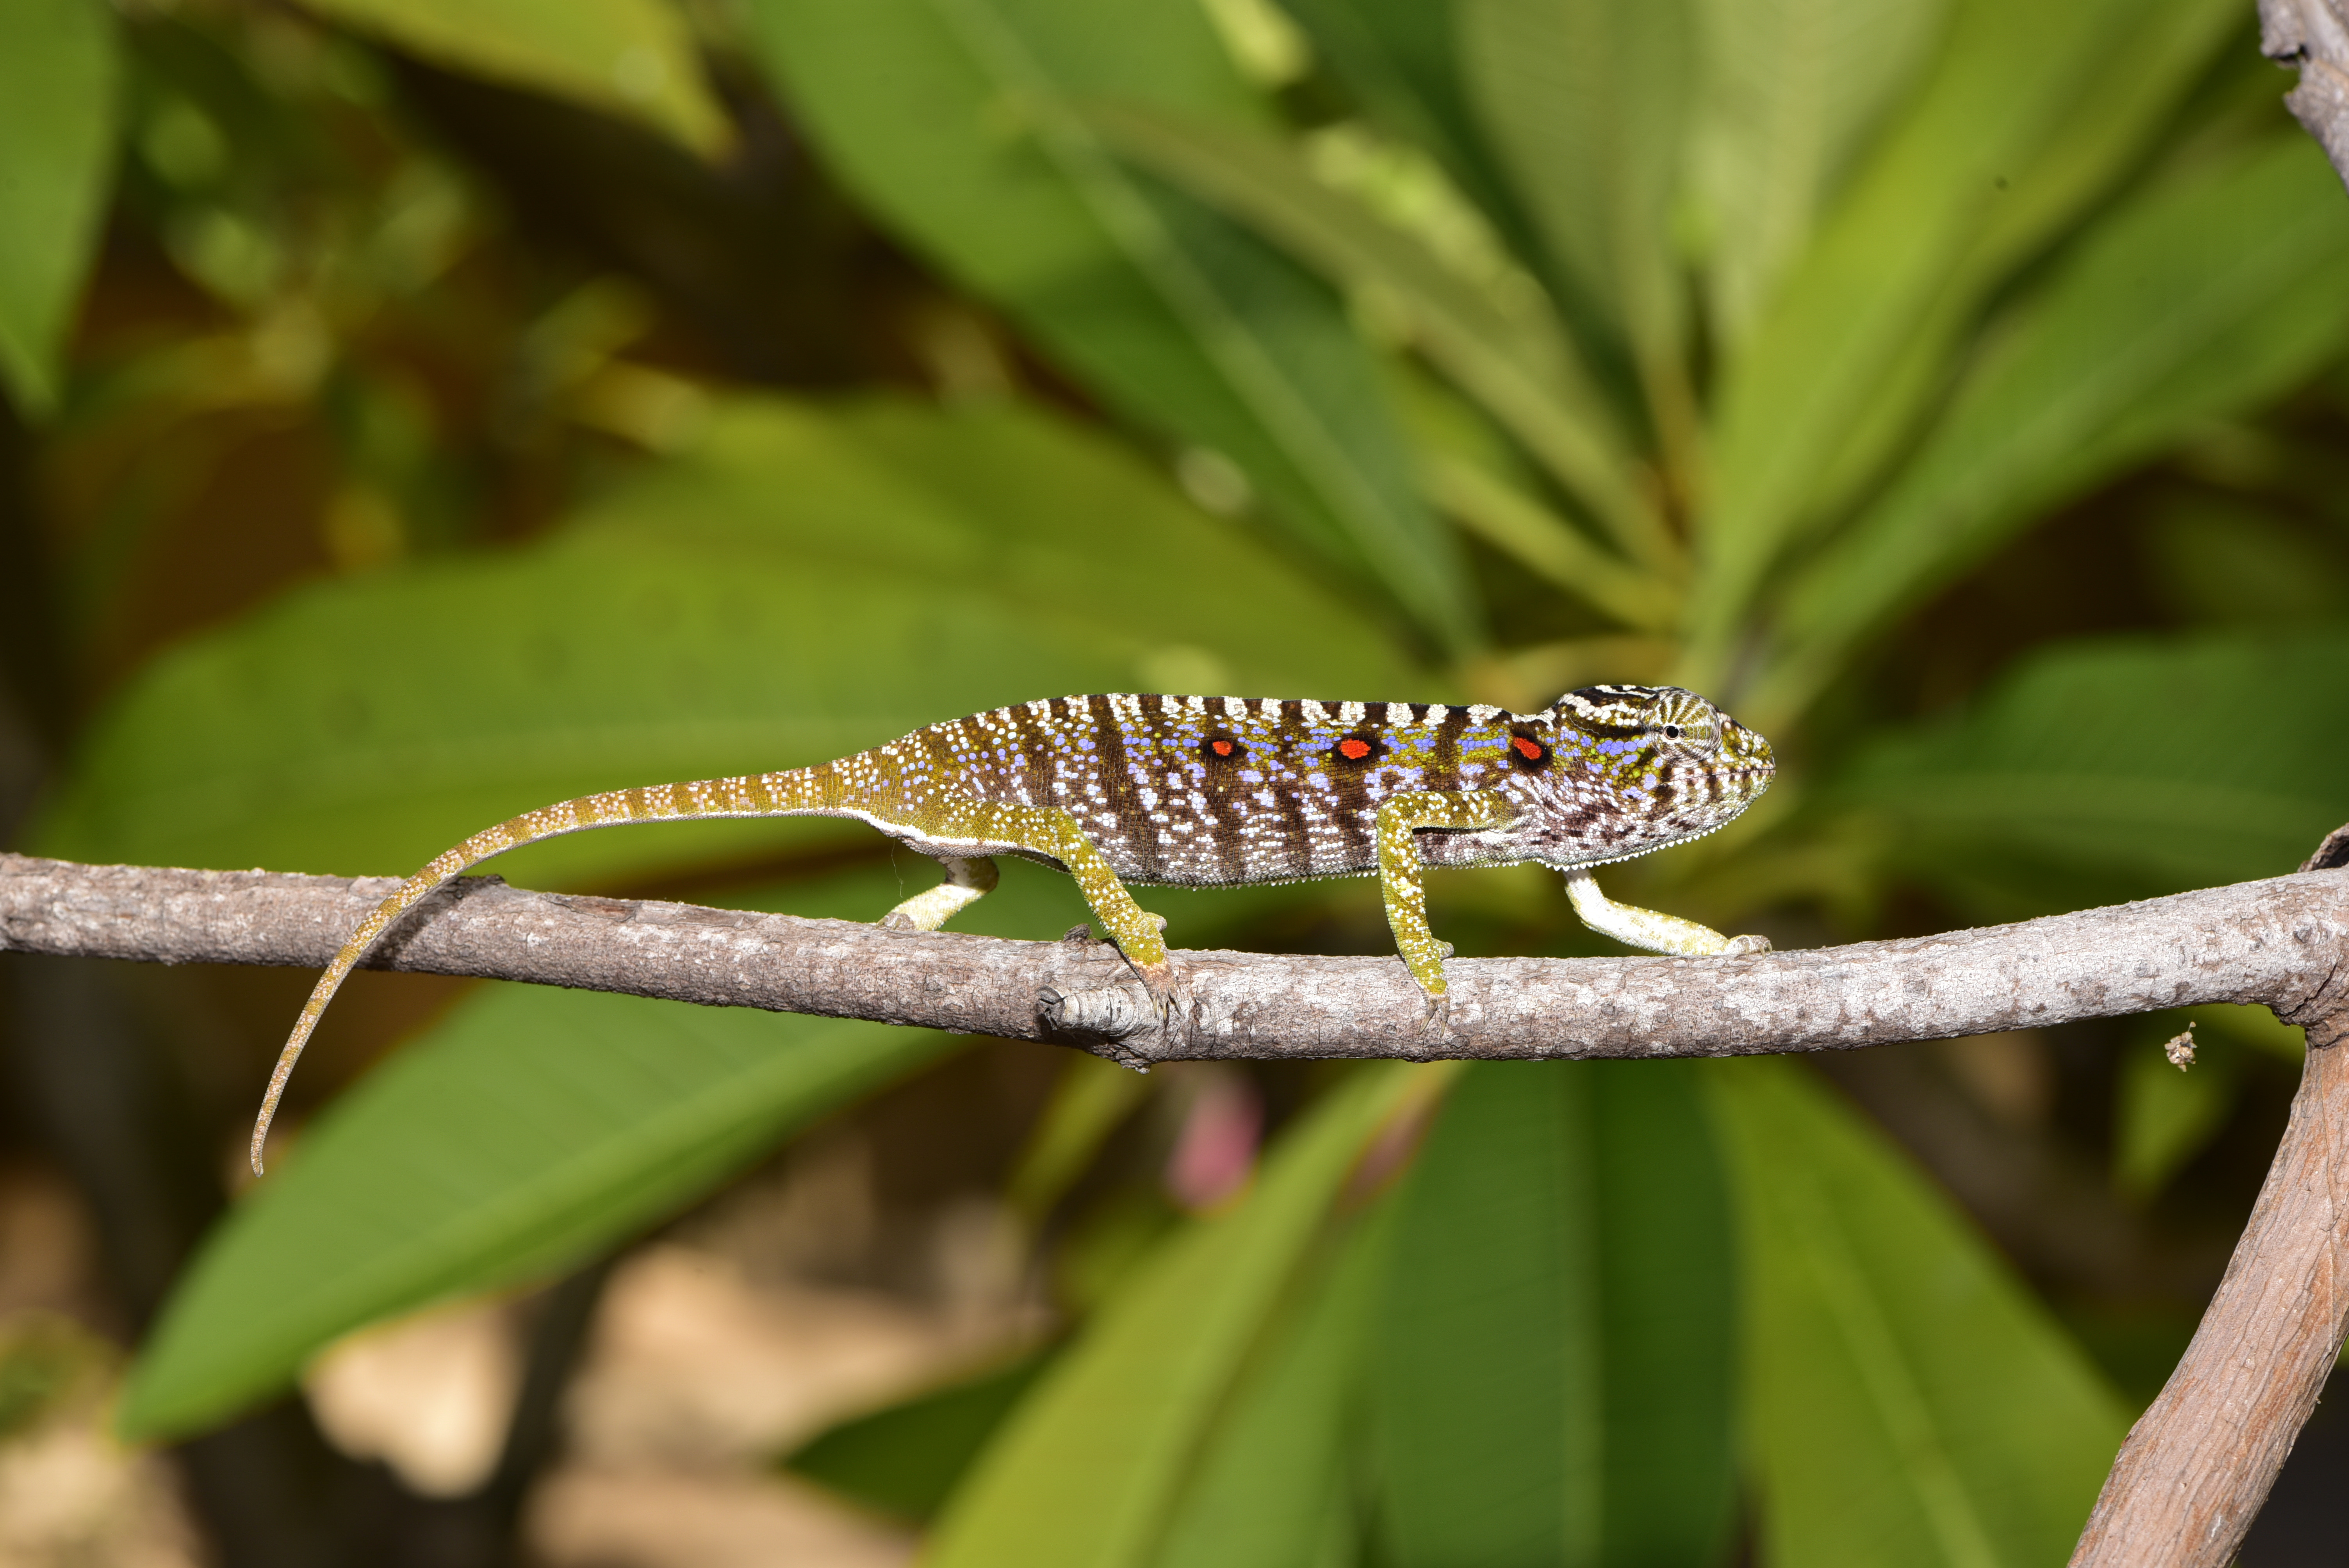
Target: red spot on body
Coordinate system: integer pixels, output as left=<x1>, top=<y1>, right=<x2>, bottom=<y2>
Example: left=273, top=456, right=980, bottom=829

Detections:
left=1338, top=737, right=1372, bottom=760
left=1512, top=736, right=1547, bottom=762
left=1211, top=738, right=1234, bottom=756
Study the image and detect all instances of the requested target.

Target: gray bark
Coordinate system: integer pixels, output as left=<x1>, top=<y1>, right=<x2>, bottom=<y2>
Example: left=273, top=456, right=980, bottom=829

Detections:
left=2263, top=0, right=2349, bottom=189
left=3, top=851, right=2348, bottom=1063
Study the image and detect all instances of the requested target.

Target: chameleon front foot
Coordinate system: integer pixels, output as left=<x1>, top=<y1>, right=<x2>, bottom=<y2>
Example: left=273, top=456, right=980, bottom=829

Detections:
left=1564, top=870, right=1770, bottom=957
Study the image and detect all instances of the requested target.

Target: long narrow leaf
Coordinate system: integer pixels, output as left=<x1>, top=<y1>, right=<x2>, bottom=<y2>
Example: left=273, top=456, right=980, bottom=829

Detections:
left=1278, top=0, right=1534, bottom=261
left=1456, top=0, right=1696, bottom=451
left=1374, top=1060, right=1735, bottom=1568
left=926, top=1062, right=1440, bottom=1568
left=1152, top=1198, right=1390, bottom=1568
left=33, top=397, right=1417, bottom=886
left=1687, top=0, right=2237, bottom=686
left=744, top=0, right=1480, bottom=652
left=1760, top=135, right=2349, bottom=728
left=1711, top=1058, right=2126, bottom=1568
left=121, top=987, right=956, bottom=1440
left=292, top=0, right=727, bottom=153
left=1830, top=630, right=2349, bottom=912
left=1688, top=0, right=1948, bottom=345
left=1421, top=455, right=1677, bottom=630
left=1087, top=102, right=1672, bottom=572
left=0, top=0, right=117, bottom=416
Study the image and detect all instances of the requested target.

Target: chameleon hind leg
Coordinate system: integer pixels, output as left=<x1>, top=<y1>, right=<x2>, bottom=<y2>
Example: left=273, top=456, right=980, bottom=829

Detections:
left=943, top=802, right=1179, bottom=1009
left=1375, top=790, right=1514, bottom=1001
left=883, top=856, right=1000, bottom=931
left=1564, top=870, right=1770, bottom=957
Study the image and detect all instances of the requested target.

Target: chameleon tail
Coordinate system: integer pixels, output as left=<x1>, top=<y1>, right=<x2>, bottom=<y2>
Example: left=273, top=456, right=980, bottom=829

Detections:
left=250, top=766, right=837, bottom=1173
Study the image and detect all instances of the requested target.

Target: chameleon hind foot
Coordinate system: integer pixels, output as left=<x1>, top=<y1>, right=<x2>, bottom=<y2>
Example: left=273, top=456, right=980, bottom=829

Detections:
left=883, top=855, right=999, bottom=931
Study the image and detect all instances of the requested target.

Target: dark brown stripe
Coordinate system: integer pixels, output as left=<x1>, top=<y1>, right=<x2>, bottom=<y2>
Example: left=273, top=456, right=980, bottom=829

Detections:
left=1272, top=700, right=1317, bottom=878
left=1087, top=695, right=1154, bottom=879
left=1431, top=706, right=1470, bottom=789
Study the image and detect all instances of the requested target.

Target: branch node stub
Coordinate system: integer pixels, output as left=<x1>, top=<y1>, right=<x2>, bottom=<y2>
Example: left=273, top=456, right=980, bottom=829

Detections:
left=1037, top=982, right=1160, bottom=1067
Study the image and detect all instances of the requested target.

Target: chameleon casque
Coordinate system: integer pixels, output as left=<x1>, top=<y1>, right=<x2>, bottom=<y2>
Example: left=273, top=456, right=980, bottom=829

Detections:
left=251, top=682, right=1773, bottom=1171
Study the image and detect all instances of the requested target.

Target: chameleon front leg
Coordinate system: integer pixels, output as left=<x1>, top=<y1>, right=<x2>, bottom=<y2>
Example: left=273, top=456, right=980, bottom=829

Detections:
left=1564, top=869, right=1770, bottom=957
left=882, top=855, right=1000, bottom=931
left=1374, top=789, right=1514, bottom=1000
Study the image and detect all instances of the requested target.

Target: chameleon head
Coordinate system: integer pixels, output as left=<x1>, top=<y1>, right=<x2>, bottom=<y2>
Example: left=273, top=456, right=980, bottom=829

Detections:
left=1521, top=684, right=1774, bottom=864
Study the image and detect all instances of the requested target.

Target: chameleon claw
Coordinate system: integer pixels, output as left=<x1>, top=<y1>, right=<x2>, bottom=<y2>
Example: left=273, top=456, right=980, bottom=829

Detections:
left=1722, top=933, right=1772, bottom=955
left=1133, top=957, right=1190, bottom=1044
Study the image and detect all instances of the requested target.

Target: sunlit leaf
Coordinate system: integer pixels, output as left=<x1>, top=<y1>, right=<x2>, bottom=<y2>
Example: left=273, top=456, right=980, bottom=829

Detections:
left=1762, top=135, right=2349, bottom=725
left=926, top=1062, right=1438, bottom=1568
left=1456, top=0, right=1692, bottom=411
left=743, top=0, right=1479, bottom=652
left=33, top=396, right=1417, bottom=887
left=1153, top=1196, right=1388, bottom=1568
left=0, top=0, right=117, bottom=417
left=1688, top=0, right=2238, bottom=684
left=1711, top=1058, right=2127, bottom=1568
left=1688, top=0, right=1948, bottom=344
left=120, top=985, right=955, bottom=1440
left=1375, top=1060, right=1734, bottom=1568
left=786, top=1350, right=1055, bottom=1523
left=1086, top=102, right=1669, bottom=572
left=1278, top=0, right=1531, bottom=257
left=291, top=0, right=727, bottom=153
left=1830, top=630, right=2349, bottom=913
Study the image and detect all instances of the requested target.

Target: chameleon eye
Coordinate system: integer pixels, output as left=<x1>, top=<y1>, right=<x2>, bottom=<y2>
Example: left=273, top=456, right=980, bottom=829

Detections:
left=1663, top=725, right=1682, bottom=739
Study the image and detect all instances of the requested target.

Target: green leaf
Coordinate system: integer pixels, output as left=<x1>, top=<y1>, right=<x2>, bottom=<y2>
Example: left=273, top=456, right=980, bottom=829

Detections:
left=291, top=0, right=727, bottom=153
left=33, top=396, right=1417, bottom=886
left=1830, top=629, right=2349, bottom=912
left=1760, top=135, right=2349, bottom=727
left=1374, top=1059, right=1735, bottom=1568
left=1456, top=0, right=1693, bottom=421
left=1689, top=0, right=2238, bottom=683
left=1084, top=101, right=1670, bottom=572
left=741, top=0, right=1479, bottom=653
left=1710, top=1058, right=2127, bottom=1568
left=926, top=1061, right=1437, bottom=1568
left=120, top=986, right=956, bottom=1441
left=1152, top=1196, right=1390, bottom=1568
left=1421, top=454, right=1677, bottom=629
left=1687, top=0, right=1948, bottom=345
left=1278, top=0, right=1531, bottom=259
left=786, top=1350, right=1055, bottom=1523
left=1007, top=1055, right=1157, bottom=1221
left=0, top=0, right=118, bottom=417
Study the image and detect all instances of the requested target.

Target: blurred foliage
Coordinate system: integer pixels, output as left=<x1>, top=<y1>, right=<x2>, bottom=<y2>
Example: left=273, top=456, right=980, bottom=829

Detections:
left=5, top=0, right=2349, bottom=1562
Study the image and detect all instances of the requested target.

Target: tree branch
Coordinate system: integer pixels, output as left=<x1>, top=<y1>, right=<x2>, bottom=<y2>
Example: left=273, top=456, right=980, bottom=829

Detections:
left=9, top=845, right=2349, bottom=1564
left=3, top=851, right=2347, bottom=1064
left=2069, top=823, right=2349, bottom=1566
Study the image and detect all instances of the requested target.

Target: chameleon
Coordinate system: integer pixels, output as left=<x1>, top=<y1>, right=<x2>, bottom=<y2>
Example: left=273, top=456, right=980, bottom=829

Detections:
left=250, top=682, right=1773, bottom=1171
